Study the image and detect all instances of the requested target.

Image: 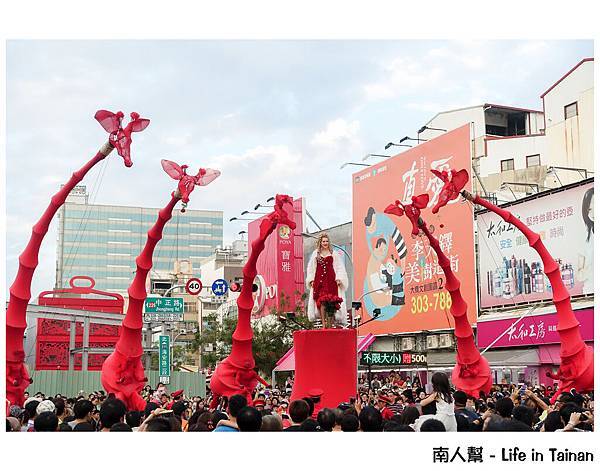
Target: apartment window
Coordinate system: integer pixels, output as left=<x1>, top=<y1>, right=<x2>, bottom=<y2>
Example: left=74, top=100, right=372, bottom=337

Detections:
left=564, top=101, right=578, bottom=119
left=526, top=154, right=541, bottom=167
left=500, top=159, right=514, bottom=172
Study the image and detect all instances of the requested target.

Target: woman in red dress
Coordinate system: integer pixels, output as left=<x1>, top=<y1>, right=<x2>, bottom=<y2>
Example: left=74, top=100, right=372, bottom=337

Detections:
left=306, top=233, right=348, bottom=328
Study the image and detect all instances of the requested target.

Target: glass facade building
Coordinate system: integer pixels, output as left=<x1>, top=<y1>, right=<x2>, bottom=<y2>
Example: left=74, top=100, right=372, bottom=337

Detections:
left=55, top=186, right=223, bottom=296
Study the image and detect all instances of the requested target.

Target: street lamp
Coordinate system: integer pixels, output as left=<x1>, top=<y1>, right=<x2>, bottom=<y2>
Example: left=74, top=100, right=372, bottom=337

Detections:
left=254, top=203, right=273, bottom=210
left=241, top=210, right=267, bottom=216
left=417, top=125, right=447, bottom=134
left=229, top=216, right=254, bottom=222
left=362, top=153, right=391, bottom=161
left=399, top=135, right=427, bottom=144
left=384, top=142, right=412, bottom=150
left=340, top=162, right=370, bottom=170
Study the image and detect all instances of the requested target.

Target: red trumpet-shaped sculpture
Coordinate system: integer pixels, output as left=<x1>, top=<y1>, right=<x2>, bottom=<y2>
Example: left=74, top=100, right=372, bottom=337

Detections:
left=463, top=190, right=594, bottom=400
left=209, top=195, right=296, bottom=407
left=6, top=110, right=147, bottom=407
left=101, top=160, right=220, bottom=411
left=385, top=191, right=492, bottom=398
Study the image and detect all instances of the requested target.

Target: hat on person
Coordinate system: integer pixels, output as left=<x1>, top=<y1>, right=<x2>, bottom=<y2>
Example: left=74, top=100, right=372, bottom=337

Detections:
left=377, top=394, right=393, bottom=405
left=172, top=389, right=184, bottom=398
left=254, top=399, right=266, bottom=408
left=36, top=399, right=56, bottom=415
left=9, top=405, right=24, bottom=418
left=23, top=397, right=40, bottom=408
left=171, top=400, right=189, bottom=416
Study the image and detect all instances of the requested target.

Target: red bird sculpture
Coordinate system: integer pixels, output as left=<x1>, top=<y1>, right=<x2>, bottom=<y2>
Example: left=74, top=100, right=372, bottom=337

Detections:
left=430, top=168, right=469, bottom=214
left=161, top=159, right=221, bottom=212
left=94, top=110, right=150, bottom=167
left=384, top=194, right=429, bottom=236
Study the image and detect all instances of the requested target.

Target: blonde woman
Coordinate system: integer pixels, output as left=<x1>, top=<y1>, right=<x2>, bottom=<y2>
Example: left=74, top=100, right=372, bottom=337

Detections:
left=306, top=233, right=348, bottom=328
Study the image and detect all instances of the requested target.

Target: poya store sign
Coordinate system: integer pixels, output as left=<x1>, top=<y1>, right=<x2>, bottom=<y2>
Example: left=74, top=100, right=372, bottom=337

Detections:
left=477, top=308, right=594, bottom=349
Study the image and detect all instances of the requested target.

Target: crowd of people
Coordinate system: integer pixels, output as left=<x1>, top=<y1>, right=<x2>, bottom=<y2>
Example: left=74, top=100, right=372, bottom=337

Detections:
left=6, top=371, right=594, bottom=432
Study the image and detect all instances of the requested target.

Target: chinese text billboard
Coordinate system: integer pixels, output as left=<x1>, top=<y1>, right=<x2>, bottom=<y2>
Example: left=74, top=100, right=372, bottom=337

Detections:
left=477, top=181, right=594, bottom=308
left=248, top=198, right=305, bottom=318
left=353, top=124, right=476, bottom=335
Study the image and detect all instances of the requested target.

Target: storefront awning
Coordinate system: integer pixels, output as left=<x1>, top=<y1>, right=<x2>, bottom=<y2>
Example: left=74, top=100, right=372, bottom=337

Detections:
left=273, top=333, right=376, bottom=372
left=428, top=348, right=540, bottom=368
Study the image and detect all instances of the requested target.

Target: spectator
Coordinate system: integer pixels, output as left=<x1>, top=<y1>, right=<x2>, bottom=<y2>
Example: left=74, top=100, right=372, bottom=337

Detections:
left=214, top=394, right=247, bottom=432
left=317, top=408, right=335, bottom=431
left=236, top=406, right=263, bottom=431
left=398, top=406, right=420, bottom=426
left=52, top=398, right=68, bottom=424
left=68, top=400, right=95, bottom=429
left=110, top=422, right=132, bottom=431
left=73, top=422, right=95, bottom=432
left=420, top=418, right=446, bottom=432
left=99, top=398, right=127, bottom=431
left=261, top=414, right=283, bottom=431
left=23, top=398, right=41, bottom=432
left=512, top=405, right=536, bottom=428
left=284, top=400, right=310, bottom=431
left=331, top=408, right=344, bottom=432
left=541, top=411, right=563, bottom=432
left=359, top=406, right=383, bottom=432
left=299, top=419, right=319, bottom=431
left=341, top=414, right=359, bottom=432
left=454, top=390, right=479, bottom=422
left=126, top=411, right=143, bottom=431
left=34, top=412, right=59, bottom=432
left=495, top=397, right=514, bottom=419
left=172, top=401, right=190, bottom=431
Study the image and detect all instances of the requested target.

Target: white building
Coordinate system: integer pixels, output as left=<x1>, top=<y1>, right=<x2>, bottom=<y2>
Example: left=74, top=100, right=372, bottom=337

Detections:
left=541, top=57, right=594, bottom=184
left=418, top=57, right=594, bottom=203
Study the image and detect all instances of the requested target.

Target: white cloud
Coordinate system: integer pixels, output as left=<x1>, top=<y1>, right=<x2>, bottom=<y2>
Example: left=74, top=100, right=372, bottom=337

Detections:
left=515, top=41, right=549, bottom=56
left=310, top=118, right=360, bottom=149
left=363, top=57, right=444, bottom=101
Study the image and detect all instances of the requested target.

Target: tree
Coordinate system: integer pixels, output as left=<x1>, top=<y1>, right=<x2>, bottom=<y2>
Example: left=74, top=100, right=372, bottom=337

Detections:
left=191, top=290, right=311, bottom=377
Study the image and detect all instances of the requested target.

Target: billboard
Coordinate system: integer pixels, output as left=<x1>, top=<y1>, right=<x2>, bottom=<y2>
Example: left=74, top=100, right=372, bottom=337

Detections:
left=352, top=124, right=476, bottom=336
left=477, top=181, right=594, bottom=308
left=477, top=308, right=594, bottom=349
left=247, top=197, right=305, bottom=318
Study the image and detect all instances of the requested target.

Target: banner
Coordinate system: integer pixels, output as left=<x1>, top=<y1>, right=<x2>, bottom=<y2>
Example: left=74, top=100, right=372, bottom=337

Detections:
left=477, top=181, right=594, bottom=308
left=477, top=308, right=594, bottom=348
left=353, top=124, right=476, bottom=335
left=248, top=198, right=305, bottom=318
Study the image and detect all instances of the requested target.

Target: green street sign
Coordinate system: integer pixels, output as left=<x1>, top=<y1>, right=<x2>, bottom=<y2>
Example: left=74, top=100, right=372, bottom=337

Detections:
left=144, top=297, right=184, bottom=322
left=159, top=335, right=170, bottom=378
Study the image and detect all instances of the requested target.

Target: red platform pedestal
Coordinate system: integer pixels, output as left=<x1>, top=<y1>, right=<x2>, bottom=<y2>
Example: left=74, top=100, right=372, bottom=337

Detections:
left=291, top=328, right=357, bottom=411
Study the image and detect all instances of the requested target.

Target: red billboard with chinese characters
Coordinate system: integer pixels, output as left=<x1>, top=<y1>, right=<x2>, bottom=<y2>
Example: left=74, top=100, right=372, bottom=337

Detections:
left=477, top=180, right=594, bottom=308
left=248, top=198, right=305, bottom=318
left=353, top=124, right=476, bottom=335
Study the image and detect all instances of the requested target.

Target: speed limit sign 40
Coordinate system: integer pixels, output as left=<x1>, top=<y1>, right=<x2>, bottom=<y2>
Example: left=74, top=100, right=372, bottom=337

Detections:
left=186, top=278, right=202, bottom=295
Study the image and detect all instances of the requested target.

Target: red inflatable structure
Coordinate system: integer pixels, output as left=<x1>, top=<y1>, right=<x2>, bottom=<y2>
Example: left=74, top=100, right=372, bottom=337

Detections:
left=101, top=160, right=220, bottom=411
left=385, top=189, right=492, bottom=398
left=463, top=189, right=594, bottom=400
left=209, top=195, right=296, bottom=406
left=290, top=329, right=358, bottom=413
left=6, top=110, right=147, bottom=407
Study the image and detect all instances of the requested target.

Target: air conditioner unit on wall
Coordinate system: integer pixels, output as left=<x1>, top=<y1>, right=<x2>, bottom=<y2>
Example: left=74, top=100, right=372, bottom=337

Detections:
left=426, top=335, right=439, bottom=350
left=438, top=333, right=453, bottom=348
left=401, top=337, right=416, bottom=351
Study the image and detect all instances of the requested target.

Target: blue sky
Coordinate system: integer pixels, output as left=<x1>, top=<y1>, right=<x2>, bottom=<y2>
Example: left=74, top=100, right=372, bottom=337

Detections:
left=5, top=39, right=593, bottom=297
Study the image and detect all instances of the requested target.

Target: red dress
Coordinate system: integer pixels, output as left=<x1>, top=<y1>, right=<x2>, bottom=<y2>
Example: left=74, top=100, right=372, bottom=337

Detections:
left=313, top=254, right=338, bottom=308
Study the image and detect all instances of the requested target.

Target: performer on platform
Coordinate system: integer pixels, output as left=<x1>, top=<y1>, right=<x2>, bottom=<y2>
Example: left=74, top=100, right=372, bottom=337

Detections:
left=306, top=233, right=348, bottom=328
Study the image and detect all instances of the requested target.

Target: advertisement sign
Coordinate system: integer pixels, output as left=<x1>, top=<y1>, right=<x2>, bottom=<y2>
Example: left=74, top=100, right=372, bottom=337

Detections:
left=477, top=181, right=594, bottom=308
left=159, top=335, right=170, bottom=382
left=353, top=124, right=476, bottom=335
left=143, top=297, right=184, bottom=322
left=360, top=351, right=427, bottom=367
left=477, top=308, right=594, bottom=349
left=248, top=198, right=305, bottom=318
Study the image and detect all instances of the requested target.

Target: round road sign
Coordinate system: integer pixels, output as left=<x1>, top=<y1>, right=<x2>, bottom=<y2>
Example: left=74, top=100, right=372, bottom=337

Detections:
left=186, top=278, right=202, bottom=295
